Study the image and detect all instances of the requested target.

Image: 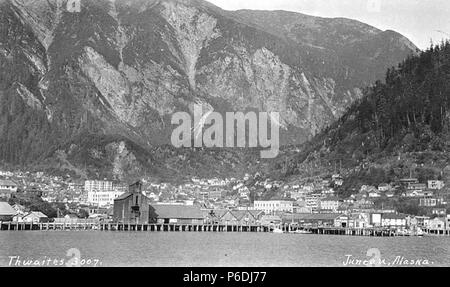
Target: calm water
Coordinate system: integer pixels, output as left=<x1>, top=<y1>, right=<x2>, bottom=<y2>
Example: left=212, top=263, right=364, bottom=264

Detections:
left=1, top=231, right=449, bottom=267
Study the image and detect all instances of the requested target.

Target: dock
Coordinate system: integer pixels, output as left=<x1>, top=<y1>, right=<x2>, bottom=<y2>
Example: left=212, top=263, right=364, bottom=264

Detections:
left=1, top=222, right=449, bottom=236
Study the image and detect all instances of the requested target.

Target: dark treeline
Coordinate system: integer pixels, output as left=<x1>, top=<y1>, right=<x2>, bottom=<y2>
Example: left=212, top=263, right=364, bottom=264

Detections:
left=278, top=40, right=450, bottom=178
left=352, top=40, right=450, bottom=148
left=323, top=40, right=450, bottom=158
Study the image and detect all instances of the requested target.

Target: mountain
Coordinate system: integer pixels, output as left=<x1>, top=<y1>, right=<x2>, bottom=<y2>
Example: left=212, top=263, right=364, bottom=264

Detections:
left=0, top=0, right=417, bottom=180
left=274, top=41, right=450, bottom=197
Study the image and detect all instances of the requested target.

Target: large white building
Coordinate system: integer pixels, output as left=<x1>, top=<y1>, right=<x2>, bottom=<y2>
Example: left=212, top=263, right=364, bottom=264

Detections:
left=254, top=200, right=294, bottom=214
left=319, top=197, right=340, bottom=212
left=84, top=180, right=113, bottom=193
left=306, top=193, right=324, bottom=212
left=87, top=190, right=124, bottom=207
left=85, top=180, right=124, bottom=207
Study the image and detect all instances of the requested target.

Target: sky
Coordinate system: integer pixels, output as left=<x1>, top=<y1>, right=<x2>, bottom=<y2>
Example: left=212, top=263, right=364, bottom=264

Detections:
left=208, top=0, right=450, bottom=50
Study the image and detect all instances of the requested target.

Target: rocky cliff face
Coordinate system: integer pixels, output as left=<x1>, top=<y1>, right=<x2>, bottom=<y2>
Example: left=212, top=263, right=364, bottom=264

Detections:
left=0, top=0, right=417, bottom=180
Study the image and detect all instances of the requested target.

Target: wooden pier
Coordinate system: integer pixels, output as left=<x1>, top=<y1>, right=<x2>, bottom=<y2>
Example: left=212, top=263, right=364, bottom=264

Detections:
left=1, top=221, right=449, bottom=236
left=0, top=221, right=100, bottom=231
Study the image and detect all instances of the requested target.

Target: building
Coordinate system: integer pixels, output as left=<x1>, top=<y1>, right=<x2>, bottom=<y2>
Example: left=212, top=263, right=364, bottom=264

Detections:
left=368, top=191, right=381, bottom=198
left=253, top=200, right=294, bottom=214
left=419, top=198, right=439, bottom=207
left=218, top=210, right=239, bottom=225
left=319, top=197, right=340, bottom=212
left=426, top=218, right=446, bottom=232
left=305, top=193, right=323, bottom=212
left=371, top=213, right=383, bottom=227
left=385, top=191, right=395, bottom=198
left=87, top=189, right=124, bottom=207
left=0, top=179, right=18, bottom=192
left=0, top=179, right=18, bottom=200
left=288, top=213, right=342, bottom=227
left=22, top=212, right=49, bottom=223
left=381, top=214, right=407, bottom=228
left=150, top=204, right=204, bottom=225
left=400, top=178, right=419, bottom=185
left=294, top=201, right=312, bottom=214
left=260, top=215, right=282, bottom=226
left=230, top=210, right=264, bottom=225
left=84, top=180, right=113, bottom=193
left=0, top=202, right=16, bottom=221
left=113, top=181, right=150, bottom=224
left=208, top=189, right=224, bottom=200
left=428, top=180, right=445, bottom=190
left=85, top=180, right=128, bottom=207
left=378, top=183, right=391, bottom=192
left=432, top=208, right=447, bottom=216
left=407, top=183, right=427, bottom=191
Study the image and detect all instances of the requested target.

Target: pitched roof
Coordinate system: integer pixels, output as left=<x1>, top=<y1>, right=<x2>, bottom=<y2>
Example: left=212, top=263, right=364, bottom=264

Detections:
left=383, top=213, right=407, bottom=220
left=24, top=211, right=48, bottom=218
left=151, top=205, right=204, bottom=219
left=231, top=210, right=256, bottom=220
left=0, top=202, right=17, bottom=216
left=0, top=180, right=17, bottom=186
left=114, top=192, right=133, bottom=201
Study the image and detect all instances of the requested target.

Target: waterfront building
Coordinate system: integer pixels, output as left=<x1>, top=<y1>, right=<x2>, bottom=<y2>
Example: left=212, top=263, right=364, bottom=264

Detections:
left=253, top=200, right=294, bottom=214
left=348, top=213, right=371, bottom=228
left=231, top=210, right=264, bottom=225
left=0, top=202, right=16, bottom=221
left=287, top=213, right=342, bottom=227
left=370, top=213, right=383, bottom=227
left=22, top=212, right=49, bottom=223
left=113, top=181, right=150, bottom=224
left=150, top=204, right=204, bottom=225
left=260, top=215, right=282, bottom=226
left=333, top=214, right=350, bottom=228
left=413, top=216, right=430, bottom=228
left=381, top=214, right=407, bottom=228
left=218, top=210, right=239, bottom=225
left=426, top=217, right=446, bottom=231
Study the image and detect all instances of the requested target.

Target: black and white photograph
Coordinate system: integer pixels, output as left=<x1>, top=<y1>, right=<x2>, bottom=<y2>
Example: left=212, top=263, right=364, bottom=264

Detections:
left=0, top=0, right=450, bottom=272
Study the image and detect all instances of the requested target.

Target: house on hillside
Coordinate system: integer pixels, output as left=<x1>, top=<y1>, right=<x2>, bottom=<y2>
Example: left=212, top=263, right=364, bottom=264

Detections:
left=0, top=179, right=18, bottom=200
left=428, top=180, right=444, bottom=190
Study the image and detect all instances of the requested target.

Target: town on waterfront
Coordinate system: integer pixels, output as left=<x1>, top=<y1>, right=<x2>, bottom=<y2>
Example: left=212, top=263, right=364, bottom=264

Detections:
left=2, top=0, right=450, bottom=269
left=1, top=168, right=450, bottom=236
